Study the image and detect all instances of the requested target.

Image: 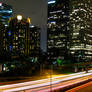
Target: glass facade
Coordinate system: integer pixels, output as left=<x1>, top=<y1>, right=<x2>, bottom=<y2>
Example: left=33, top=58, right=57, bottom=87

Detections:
left=69, top=0, right=92, bottom=61
left=29, top=26, right=40, bottom=57
left=0, top=3, right=12, bottom=26
left=4, top=17, right=40, bottom=59
left=6, top=17, right=30, bottom=56
left=0, top=22, right=5, bottom=55
left=48, top=0, right=92, bottom=62
left=48, top=0, right=69, bottom=61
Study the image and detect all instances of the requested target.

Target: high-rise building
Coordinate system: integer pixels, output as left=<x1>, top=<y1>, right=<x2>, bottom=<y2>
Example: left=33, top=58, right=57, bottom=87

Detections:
left=29, top=25, right=40, bottom=58
left=48, top=0, right=92, bottom=62
left=6, top=15, right=40, bottom=59
left=0, top=2, right=12, bottom=27
left=69, top=0, right=92, bottom=61
left=47, top=0, right=69, bottom=61
left=0, top=21, right=5, bottom=55
left=6, top=15, right=30, bottom=57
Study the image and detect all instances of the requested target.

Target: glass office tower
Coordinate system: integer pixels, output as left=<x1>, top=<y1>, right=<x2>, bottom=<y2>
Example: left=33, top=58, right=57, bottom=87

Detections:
left=69, top=0, right=92, bottom=61
left=48, top=0, right=92, bottom=62
left=6, top=16, right=30, bottom=57
left=48, top=0, right=69, bottom=61
left=6, top=16, right=40, bottom=59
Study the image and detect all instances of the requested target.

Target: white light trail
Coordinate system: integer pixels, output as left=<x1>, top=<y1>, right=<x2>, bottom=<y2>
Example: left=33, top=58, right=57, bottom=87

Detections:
left=1, top=70, right=92, bottom=92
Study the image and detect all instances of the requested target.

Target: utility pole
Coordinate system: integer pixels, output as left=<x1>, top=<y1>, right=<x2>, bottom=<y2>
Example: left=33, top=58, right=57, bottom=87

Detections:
left=50, top=64, right=53, bottom=92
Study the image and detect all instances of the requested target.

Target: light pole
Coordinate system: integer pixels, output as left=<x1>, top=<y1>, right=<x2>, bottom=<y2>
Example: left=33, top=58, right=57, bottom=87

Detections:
left=50, top=64, right=53, bottom=92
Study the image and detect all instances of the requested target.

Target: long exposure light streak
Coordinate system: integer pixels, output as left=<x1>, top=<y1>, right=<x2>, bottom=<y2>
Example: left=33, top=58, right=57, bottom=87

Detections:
left=0, top=70, right=92, bottom=92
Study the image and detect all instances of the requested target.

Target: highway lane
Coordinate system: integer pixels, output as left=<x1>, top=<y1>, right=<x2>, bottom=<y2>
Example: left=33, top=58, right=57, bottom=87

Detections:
left=30, top=75, right=92, bottom=92
left=0, top=70, right=92, bottom=92
left=66, top=81, right=92, bottom=92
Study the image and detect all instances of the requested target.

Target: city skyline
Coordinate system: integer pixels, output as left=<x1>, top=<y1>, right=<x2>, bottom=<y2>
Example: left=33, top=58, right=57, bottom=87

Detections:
left=0, top=0, right=47, bottom=52
left=0, top=1, right=92, bottom=91
left=47, top=0, right=92, bottom=62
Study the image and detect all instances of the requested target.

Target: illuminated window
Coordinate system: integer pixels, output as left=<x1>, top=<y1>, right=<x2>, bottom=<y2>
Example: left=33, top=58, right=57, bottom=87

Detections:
left=16, top=37, right=18, bottom=40
left=13, top=46, right=15, bottom=49
left=8, top=31, right=11, bottom=36
left=9, top=45, right=12, bottom=51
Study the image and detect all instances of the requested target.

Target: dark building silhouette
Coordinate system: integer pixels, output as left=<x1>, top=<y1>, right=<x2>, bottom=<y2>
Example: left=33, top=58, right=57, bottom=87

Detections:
left=0, top=21, right=5, bottom=55
left=4, top=15, right=40, bottom=60
left=6, top=15, right=31, bottom=57
left=48, top=0, right=92, bottom=62
left=29, top=25, right=40, bottom=58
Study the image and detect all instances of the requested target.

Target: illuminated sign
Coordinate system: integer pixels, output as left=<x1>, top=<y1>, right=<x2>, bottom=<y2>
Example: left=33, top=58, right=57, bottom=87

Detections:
left=48, top=0, right=56, bottom=4
left=0, top=10, right=12, bottom=13
left=0, top=3, right=2, bottom=6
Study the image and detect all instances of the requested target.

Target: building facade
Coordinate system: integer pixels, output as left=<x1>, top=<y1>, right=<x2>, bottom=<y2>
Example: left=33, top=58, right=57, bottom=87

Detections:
left=0, top=2, right=12, bottom=57
left=69, top=0, right=92, bottom=61
left=48, top=0, right=92, bottom=62
left=6, top=15, right=30, bottom=57
left=29, top=25, right=40, bottom=58
left=48, top=0, right=69, bottom=61
left=0, top=2, right=12, bottom=27
left=5, top=15, right=40, bottom=59
left=0, top=21, right=5, bottom=55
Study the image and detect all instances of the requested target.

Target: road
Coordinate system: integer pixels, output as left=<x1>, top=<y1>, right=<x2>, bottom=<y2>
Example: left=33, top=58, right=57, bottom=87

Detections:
left=0, top=70, right=92, bottom=92
left=66, top=79, right=92, bottom=92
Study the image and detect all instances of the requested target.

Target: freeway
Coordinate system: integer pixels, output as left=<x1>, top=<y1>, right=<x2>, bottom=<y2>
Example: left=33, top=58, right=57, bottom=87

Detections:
left=66, top=81, right=92, bottom=92
left=0, top=70, right=92, bottom=92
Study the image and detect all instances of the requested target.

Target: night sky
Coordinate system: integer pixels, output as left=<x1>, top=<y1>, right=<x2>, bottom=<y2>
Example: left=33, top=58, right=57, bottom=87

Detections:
left=0, top=0, right=47, bottom=52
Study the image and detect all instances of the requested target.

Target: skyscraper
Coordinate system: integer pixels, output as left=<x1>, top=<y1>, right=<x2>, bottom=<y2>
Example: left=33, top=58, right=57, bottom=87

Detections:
left=29, top=25, right=40, bottom=58
left=69, top=0, right=92, bottom=61
left=6, top=15, right=40, bottom=60
left=0, top=2, right=12, bottom=27
left=48, top=0, right=92, bottom=62
left=47, top=0, right=69, bottom=61
left=6, top=15, right=30, bottom=57
left=0, top=21, right=5, bottom=55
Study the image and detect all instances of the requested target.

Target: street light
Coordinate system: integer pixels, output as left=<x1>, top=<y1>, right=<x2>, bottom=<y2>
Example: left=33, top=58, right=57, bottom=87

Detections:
left=17, top=15, right=22, bottom=21
left=0, top=3, right=2, bottom=6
